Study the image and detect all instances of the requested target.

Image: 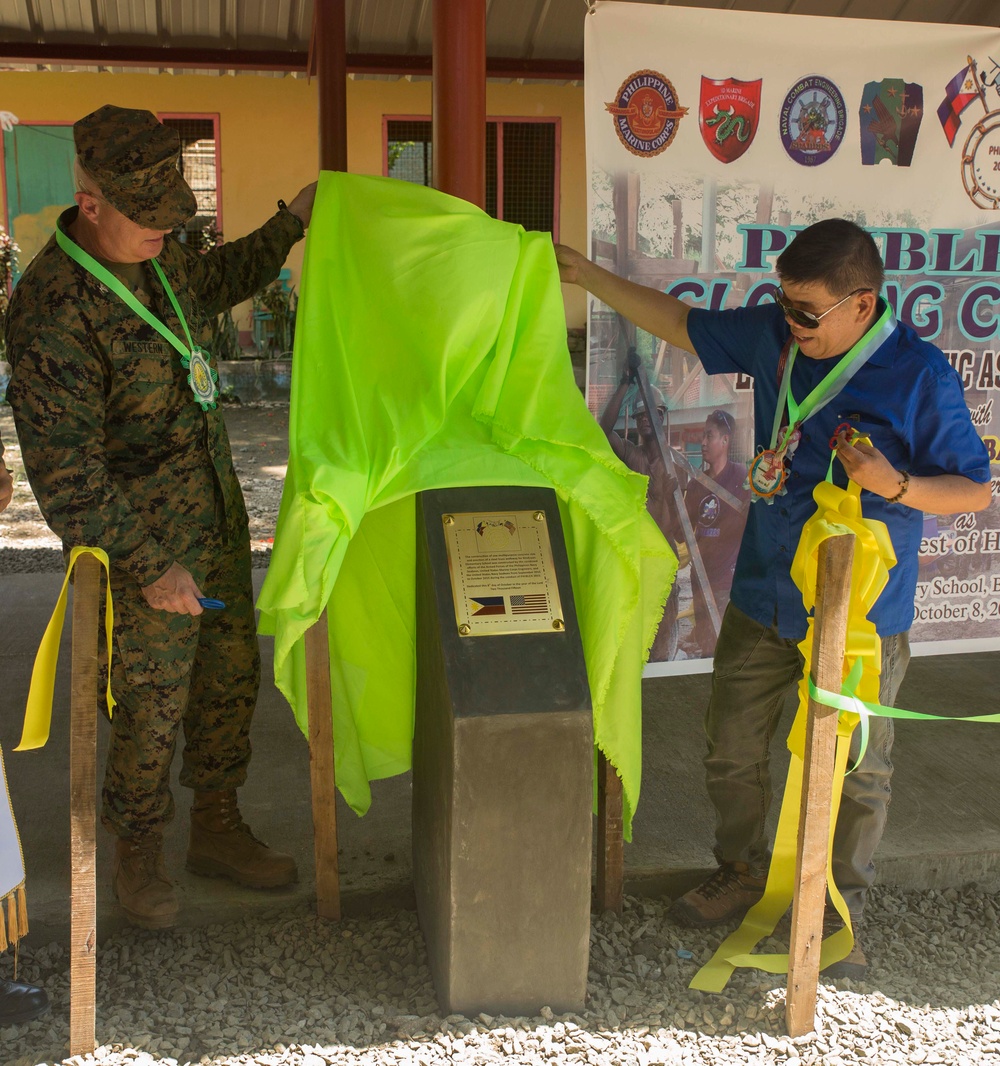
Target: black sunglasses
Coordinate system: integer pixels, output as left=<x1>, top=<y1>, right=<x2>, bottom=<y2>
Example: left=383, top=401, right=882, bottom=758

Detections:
left=771, top=287, right=871, bottom=329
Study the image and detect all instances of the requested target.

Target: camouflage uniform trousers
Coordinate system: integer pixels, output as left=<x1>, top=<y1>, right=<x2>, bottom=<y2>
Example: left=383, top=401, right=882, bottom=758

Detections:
left=100, top=528, right=260, bottom=841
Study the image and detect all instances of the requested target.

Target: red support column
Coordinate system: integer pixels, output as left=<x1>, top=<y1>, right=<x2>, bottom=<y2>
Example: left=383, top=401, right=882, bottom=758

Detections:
left=432, top=0, right=486, bottom=208
left=316, top=0, right=348, bottom=171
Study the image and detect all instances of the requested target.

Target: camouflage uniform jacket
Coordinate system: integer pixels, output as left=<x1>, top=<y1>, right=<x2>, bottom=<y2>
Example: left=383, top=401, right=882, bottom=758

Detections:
left=4, top=206, right=303, bottom=585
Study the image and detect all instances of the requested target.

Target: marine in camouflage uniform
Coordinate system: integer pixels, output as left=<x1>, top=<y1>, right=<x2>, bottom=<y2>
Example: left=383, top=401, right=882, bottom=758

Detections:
left=4, top=104, right=315, bottom=929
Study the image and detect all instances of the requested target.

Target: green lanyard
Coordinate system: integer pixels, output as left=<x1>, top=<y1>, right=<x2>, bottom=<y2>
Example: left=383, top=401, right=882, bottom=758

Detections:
left=55, top=221, right=220, bottom=411
left=769, top=302, right=896, bottom=455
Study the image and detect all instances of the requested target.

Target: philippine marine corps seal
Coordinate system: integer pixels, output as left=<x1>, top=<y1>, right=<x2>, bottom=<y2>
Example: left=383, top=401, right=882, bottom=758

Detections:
left=606, top=70, right=689, bottom=158
left=699, top=76, right=762, bottom=163
left=780, top=75, right=847, bottom=166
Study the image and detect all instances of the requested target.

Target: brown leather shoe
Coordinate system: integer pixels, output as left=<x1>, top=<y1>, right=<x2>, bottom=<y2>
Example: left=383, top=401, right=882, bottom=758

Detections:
left=822, top=938, right=867, bottom=981
left=113, top=835, right=179, bottom=930
left=821, top=909, right=868, bottom=980
left=668, top=862, right=767, bottom=927
left=0, top=979, right=50, bottom=1026
left=186, top=790, right=298, bottom=888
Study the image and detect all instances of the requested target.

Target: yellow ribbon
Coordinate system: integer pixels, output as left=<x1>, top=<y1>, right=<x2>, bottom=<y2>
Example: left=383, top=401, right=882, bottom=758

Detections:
left=16, top=547, right=116, bottom=751
left=691, top=477, right=895, bottom=992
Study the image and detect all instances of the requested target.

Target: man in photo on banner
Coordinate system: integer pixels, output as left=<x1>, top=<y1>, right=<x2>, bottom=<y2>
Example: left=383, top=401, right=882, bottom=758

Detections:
left=681, top=410, right=750, bottom=658
left=557, top=218, right=990, bottom=979
left=0, top=446, right=49, bottom=1028
left=4, top=104, right=316, bottom=930
left=599, top=354, right=681, bottom=661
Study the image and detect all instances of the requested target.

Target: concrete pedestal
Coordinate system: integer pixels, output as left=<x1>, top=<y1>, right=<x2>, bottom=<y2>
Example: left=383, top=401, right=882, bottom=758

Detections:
left=413, top=487, right=593, bottom=1017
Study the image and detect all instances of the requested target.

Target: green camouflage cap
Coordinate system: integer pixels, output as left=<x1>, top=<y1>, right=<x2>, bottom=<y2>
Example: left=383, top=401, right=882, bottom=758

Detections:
left=73, top=104, right=197, bottom=230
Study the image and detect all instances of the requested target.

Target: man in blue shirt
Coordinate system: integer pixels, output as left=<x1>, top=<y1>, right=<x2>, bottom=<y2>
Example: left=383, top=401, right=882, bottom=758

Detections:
left=557, top=219, right=991, bottom=979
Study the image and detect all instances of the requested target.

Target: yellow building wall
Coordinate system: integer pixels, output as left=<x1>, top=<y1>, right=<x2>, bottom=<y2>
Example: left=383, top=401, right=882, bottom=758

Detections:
left=0, top=70, right=587, bottom=329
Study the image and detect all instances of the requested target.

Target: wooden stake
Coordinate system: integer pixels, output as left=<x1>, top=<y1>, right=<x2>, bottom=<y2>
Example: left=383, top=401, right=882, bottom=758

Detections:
left=69, top=553, right=100, bottom=1056
left=786, top=533, right=855, bottom=1037
left=595, top=751, right=623, bottom=914
left=305, top=610, right=341, bottom=920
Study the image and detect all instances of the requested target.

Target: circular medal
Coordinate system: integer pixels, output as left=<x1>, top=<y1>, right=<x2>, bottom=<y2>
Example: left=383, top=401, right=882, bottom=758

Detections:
left=748, top=448, right=788, bottom=500
left=182, top=346, right=220, bottom=411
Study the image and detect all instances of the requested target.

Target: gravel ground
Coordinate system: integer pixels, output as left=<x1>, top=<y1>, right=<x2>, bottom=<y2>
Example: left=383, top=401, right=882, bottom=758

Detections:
left=3, top=402, right=1000, bottom=1065
left=0, top=402, right=287, bottom=573
left=5, top=885, right=1000, bottom=1066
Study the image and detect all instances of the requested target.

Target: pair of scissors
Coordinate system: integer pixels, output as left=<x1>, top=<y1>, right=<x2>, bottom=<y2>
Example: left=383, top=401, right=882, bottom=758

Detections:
left=829, top=422, right=859, bottom=450
left=197, top=597, right=226, bottom=610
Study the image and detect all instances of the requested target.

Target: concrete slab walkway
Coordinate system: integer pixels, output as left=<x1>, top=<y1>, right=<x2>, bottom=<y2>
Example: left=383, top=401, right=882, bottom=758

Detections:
left=2, top=570, right=998, bottom=946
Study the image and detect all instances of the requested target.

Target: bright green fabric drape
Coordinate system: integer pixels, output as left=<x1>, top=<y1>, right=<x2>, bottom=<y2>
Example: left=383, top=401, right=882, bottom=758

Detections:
left=257, top=172, right=675, bottom=838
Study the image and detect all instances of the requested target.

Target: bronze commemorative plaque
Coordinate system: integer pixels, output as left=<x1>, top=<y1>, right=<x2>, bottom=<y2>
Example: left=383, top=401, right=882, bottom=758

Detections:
left=442, top=509, right=565, bottom=636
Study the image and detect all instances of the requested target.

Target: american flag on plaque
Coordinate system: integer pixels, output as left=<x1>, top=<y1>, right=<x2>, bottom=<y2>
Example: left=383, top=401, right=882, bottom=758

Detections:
left=510, top=593, right=548, bottom=615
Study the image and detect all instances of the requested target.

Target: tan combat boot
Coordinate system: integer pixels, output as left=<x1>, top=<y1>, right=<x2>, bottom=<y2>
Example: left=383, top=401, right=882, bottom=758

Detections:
left=667, top=861, right=767, bottom=927
left=186, top=790, right=298, bottom=888
left=113, top=835, right=179, bottom=930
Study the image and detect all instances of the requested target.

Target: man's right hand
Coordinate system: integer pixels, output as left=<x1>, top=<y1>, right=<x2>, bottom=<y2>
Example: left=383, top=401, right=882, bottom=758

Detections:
left=554, top=243, right=589, bottom=286
left=552, top=241, right=697, bottom=357
left=142, top=561, right=205, bottom=615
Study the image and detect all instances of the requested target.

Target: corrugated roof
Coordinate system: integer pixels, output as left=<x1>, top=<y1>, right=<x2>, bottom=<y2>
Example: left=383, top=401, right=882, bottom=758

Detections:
left=0, top=0, right=997, bottom=79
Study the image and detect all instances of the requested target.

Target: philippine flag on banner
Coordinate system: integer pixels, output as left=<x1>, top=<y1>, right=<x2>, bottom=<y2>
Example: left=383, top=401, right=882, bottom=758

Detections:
left=937, top=62, right=982, bottom=146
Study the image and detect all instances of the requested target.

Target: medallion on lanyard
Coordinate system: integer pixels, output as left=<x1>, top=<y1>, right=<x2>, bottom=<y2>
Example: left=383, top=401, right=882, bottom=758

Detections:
left=181, top=346, right=220, bottom=411
left=748, top=447, right=788, bottom=501
left=55, top=224, right=228, bottom=415
left=747, top=302, right=895, bottom=506
left=747, top=423, right=801, bottom=502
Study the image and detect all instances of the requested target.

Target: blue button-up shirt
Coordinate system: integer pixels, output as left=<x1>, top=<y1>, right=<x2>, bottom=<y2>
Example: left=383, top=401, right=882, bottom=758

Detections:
left=687, top=301, right=991, bottom=639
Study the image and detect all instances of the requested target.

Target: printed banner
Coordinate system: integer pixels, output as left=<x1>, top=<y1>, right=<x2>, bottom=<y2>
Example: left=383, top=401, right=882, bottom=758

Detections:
left=585, top=2, right=1000, bottom=674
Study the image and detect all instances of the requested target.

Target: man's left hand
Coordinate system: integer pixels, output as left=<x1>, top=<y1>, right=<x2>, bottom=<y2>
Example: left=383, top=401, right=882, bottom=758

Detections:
left=834, top=431, right=903, bottom=499
left=286, top=182, right=318, bottom=229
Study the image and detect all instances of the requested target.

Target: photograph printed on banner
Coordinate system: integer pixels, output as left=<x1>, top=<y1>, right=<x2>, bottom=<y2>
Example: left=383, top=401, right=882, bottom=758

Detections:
left=584, top=5, right=1000, bottom=669
left=590, top=308, right=752, bottom=664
